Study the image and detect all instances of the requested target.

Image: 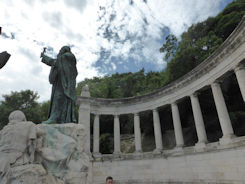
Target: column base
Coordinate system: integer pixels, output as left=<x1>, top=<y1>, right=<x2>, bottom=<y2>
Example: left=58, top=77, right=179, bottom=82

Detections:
left=86, top=152, right=93, bottom=161
left=113, top=151, right=121, bottom=157
left=93, top=152, right=102, bottom=157
left=133, top=150, right=143, bottom=159
left=134, top=150, right=143, bottom=155
left=219, top=134, right=236, bottom=145
left=93, top=152, right=102, bottom=161
left=153, top=148, right=162, bottom=154
left=195, top=142, right=207, bottom=151
left=174, top=145, right=183, bottom=152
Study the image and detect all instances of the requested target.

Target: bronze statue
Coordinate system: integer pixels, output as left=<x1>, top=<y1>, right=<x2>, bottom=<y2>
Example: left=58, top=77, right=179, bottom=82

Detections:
left=40, top=46, right=77, bottom=124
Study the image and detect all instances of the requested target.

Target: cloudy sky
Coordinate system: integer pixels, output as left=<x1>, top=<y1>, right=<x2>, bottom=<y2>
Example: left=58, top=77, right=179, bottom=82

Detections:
left=0, top=0, right=234, bottom=101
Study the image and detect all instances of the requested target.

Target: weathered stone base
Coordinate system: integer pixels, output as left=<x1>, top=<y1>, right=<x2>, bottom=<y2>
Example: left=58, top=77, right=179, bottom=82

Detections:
left=36, top=123, right=89, bottom=184
left=9, top=164, right=64, bottom=184
left=0, top=121, right=89, bottom=184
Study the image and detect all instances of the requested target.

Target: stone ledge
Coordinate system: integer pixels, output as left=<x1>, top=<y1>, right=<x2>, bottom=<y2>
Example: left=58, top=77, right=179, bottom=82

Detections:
left=100, top=180, right=243, bottom=184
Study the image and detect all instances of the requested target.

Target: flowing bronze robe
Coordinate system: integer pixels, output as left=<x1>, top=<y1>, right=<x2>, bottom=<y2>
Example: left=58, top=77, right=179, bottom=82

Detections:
left=41, top=46, right=77, bottom=124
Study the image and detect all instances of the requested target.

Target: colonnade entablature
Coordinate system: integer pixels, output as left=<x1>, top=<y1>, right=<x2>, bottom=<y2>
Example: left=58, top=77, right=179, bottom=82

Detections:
left=77, top=16, right=245, bottom=156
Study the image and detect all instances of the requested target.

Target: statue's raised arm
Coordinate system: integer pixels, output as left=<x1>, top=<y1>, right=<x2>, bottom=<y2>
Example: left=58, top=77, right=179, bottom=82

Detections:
left=40, top=48, right=55, bottom=67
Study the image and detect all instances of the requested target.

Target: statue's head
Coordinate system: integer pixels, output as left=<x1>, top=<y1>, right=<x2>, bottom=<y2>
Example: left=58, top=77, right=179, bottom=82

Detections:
left=59, top=46, right=71, bottom=55
left=8, top=110, right=27, bottom=123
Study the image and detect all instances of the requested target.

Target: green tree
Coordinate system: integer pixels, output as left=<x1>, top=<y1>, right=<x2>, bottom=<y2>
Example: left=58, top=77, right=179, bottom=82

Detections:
left=0, top=90, right=42, bottom=129
left=39, top=101, right=50, bottom=122
left=160, top=34, right=178, bottom=62
left=162, top=0, right=245, bottom=84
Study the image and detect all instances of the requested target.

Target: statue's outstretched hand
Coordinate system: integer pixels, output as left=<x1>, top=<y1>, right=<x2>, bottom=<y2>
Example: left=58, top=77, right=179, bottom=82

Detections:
left=40, top=47, right=47, bottom=58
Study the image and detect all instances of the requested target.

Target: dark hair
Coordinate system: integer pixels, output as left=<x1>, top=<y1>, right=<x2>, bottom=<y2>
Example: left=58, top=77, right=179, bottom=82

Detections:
left=106, top=176, right=113, bottom=181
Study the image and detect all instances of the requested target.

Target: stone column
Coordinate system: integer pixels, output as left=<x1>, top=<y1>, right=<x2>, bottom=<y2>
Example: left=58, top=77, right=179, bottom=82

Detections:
left=171, top=102, right=184, bottom=148
left=79, top=85, right=91, bottom=154
left=93, top=114, right=100, bottom=155
left=153, top=109, right=163, bottom=152
left=190, top=93, right=208, bottom=147
left=134, top=113, right=142, bottom=153
left=234, top=65, right=245, bottom=102
left=211, top=82, right=235, bottom=144
left=113, top=114, right=121, bottom=154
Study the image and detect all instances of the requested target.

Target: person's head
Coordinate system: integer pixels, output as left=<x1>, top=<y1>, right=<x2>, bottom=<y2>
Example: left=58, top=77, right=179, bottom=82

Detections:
left=106, top=176, right=113, bottom=184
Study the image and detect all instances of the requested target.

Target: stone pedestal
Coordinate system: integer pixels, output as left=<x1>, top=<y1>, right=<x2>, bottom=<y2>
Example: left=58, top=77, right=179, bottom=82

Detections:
left=37, top=123, right=90, bottom=184
left=0, top=111, right=90, bottom=184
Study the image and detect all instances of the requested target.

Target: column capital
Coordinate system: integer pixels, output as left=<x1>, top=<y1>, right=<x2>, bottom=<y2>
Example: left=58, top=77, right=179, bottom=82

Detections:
left=190, top=92, right=200, bottom=98
left=114, top=114, right=120, bottom=118
left=134, top=112, right=140, bottom=116
left=212, top=80, right=222, bottom=86
left=171, top=101, right=178, bottom=106
left=93, top=112, right=100, bottom=116
left=152, top=108, right=159, bottom=113
left=234, top=64, right=245, bottom=72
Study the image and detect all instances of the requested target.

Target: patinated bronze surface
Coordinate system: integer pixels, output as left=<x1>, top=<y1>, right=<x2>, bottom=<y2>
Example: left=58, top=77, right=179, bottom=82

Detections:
left=41, top=46, right=77, bottom=124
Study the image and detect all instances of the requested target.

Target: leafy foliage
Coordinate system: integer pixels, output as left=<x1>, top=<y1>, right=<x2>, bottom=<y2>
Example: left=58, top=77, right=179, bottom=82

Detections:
left=0, top=90, right=47, bottom=129
left=160, top=34, right=178, bottom=62
left=77, top=68, right=166, bottom=98
left=161, top=0, right=245, bottom=83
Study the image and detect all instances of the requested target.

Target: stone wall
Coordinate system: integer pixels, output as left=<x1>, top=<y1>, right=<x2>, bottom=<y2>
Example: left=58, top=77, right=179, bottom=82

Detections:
left=91, top=136, right=245, bottom=184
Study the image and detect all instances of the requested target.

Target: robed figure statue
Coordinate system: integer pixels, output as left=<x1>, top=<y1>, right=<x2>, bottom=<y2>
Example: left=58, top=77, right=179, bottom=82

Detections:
left=40, top=46, right=77, bottom=124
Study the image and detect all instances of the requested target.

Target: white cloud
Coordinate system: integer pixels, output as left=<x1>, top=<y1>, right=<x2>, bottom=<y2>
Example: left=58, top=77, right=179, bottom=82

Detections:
left=0, top=0, right=230, bottom=101
left=93, top=0, right=225, bottom=73
left=0, top=0, right=101, bottom=101
left=146, top=0, right=223, bottom=36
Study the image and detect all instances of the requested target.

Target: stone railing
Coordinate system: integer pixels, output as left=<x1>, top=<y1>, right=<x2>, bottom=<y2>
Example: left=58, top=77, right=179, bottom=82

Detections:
left=77, top=16, right=245, bottom=157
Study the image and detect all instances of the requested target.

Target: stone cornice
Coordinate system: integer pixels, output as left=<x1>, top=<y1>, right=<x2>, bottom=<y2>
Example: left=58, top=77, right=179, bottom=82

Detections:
left=77, top=16, right=245, bottom=113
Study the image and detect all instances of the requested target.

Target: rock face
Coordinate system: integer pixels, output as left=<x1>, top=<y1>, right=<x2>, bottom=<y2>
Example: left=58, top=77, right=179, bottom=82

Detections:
left=0, top=110, right=89, bottom=184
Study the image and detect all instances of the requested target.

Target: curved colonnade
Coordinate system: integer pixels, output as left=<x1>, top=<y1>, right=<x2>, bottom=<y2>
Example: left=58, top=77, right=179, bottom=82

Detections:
left=77, top=16, right=245, bottom=184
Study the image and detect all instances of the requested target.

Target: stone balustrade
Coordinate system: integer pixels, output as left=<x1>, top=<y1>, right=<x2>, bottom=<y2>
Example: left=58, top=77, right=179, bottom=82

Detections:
left=77, top=16, right=245, bottom=157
